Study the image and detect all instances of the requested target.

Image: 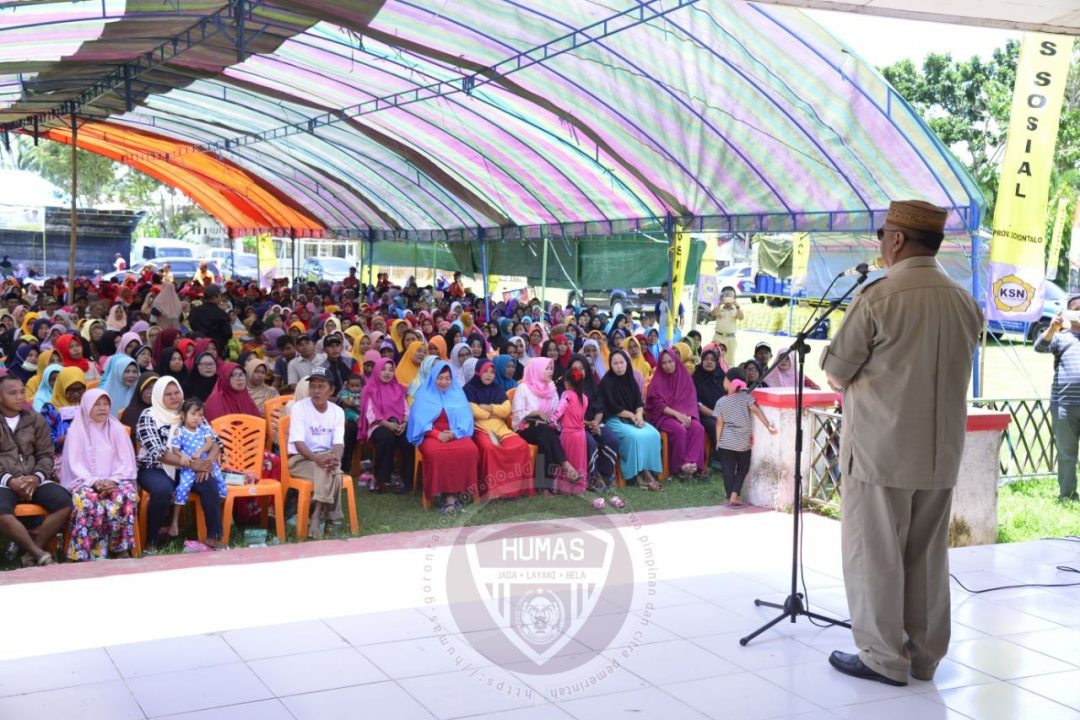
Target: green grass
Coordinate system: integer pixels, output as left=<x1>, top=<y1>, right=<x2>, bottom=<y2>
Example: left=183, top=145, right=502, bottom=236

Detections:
left=997, top=477, right=1080, bottom=543
left=357, top=476, right=729, bottom=535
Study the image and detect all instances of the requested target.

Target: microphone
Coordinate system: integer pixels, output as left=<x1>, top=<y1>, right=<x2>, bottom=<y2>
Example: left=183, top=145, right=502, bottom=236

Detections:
left=839, top=257, right=884, bottom=277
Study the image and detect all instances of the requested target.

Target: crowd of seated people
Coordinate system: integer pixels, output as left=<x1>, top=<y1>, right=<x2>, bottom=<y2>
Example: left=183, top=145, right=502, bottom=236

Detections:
left=0, top=268, right=803, bottom=563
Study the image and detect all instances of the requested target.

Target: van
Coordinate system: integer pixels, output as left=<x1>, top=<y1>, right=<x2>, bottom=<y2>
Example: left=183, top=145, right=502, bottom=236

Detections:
left=132, top=238, right=195, bottom=262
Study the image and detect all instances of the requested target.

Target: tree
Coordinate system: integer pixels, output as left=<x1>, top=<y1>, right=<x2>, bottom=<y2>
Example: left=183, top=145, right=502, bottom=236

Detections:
left=882, top=41, right=1080, bottom=279
left=32, top=138, right=118, bottom=207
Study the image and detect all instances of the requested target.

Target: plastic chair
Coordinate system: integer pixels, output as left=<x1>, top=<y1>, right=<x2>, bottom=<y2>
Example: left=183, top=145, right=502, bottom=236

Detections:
left=263, top=395, right=292, bottom=451
left=614, top=430, right=669, bottom=486
left=278, top=415, right=359, bottom=539
left=212, top=414, right=286, bottom=543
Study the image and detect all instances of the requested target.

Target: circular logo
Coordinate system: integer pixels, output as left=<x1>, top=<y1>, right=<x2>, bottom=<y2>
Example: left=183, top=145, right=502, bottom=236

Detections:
left=993, top=274, right=1035, bottom=313
left=514, top=588, right=565, bottom=646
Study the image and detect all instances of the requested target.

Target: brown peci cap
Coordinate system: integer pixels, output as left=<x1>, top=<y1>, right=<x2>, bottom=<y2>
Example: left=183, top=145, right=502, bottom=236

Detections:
left=885, top=200, right=947, bottom=233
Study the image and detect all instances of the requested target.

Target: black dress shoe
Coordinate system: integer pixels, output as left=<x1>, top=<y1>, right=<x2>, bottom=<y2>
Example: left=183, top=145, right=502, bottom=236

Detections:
left=828, top=651, right=907, bottom=686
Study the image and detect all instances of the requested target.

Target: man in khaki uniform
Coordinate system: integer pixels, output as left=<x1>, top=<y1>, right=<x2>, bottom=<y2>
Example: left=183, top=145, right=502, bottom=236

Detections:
left=820, top=200, right=982, bottom=686
left=709, top=285, right=743, bottom=362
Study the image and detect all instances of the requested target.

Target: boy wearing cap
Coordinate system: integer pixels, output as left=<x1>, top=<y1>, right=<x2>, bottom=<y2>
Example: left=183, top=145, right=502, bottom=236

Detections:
left=821, top=200, right=982, bottom=687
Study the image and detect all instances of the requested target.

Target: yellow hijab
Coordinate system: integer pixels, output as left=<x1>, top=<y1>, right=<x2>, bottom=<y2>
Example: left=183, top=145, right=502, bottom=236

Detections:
left=50, top=366, right=87, bottom=408
left=674, top=341, right=696, bottom=375
left=344, top=326, right=367, bottom=363
left=625, top=336, right=653, bottom=382
left=587, top=330, right=610, bottom=365
left=20, top=311, right=39, bottom=336
left=395, top=340, right=425, bottom=387
left=389, top=319, right=408, bottom=352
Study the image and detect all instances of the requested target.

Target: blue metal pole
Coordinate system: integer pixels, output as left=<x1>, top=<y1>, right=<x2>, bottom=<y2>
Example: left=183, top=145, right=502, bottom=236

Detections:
left=479, top=228, right=490, bottom=320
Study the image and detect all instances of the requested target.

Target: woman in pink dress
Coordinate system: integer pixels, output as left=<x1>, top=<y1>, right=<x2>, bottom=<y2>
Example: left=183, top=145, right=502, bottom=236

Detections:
left=551, top=364, right=588, bottom=494
left=645, top=348, right=708, bottom=480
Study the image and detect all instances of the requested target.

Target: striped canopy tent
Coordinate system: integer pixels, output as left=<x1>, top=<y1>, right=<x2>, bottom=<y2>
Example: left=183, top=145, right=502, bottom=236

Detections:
left=0, top=0, right=984, bottom=242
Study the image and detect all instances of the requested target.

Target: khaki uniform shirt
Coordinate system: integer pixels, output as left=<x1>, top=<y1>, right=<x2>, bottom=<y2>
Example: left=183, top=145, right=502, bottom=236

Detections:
left=820, top=256, right=982, bottom=489
left=711, top=304, right=739, bottom=337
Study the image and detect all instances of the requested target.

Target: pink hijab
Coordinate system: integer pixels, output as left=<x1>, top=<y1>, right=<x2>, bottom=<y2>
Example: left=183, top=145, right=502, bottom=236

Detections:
left=358, top=358, right=408, bottom=441
left=522, top=357, right=556, bottom=400
left=645, top=349, right=699, bottom=423
left=58, top=389, right=137, bottom=490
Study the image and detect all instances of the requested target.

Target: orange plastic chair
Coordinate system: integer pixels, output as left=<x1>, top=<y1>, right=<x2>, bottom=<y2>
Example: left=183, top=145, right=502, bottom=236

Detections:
left=263, top=395, right=292, bottom=451
left=613, top=429, right=669, bottom=486
left=212, top=414, right=286, bottom=543
left=278, top=415, right=359, bottom=539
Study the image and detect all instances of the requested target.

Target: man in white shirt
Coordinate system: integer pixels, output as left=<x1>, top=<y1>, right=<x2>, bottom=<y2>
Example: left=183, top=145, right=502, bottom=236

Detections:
left=287, top=368, right=344, bottom=538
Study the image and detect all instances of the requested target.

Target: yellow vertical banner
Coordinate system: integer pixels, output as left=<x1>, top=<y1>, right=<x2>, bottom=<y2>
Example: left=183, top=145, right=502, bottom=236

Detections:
left=667, top=225, right=691, bottom=345
left=256, top=233, right=277, bottom=289
left=987, top=33, right=1075, bottom=320
left=790, top=232, right=811, bottom=291
left=1046, top=197, right=1069, bottom=280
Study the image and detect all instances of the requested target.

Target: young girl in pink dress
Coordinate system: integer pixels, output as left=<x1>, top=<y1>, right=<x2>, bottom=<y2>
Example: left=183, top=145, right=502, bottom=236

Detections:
left=552, top=364, right=588, bottom=494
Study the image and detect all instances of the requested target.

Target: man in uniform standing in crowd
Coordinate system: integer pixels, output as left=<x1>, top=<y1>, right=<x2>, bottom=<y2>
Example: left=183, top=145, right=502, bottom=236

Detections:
left=821, top=200, right=982, bottom=686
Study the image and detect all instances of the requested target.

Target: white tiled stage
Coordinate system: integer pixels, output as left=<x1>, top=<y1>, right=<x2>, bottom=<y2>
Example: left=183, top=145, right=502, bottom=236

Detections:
left=1, top=509, right=1078, bottom=720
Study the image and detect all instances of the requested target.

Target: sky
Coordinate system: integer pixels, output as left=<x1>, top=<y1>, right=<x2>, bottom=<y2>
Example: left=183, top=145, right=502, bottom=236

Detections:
left=804, top=8, right=1023, bottom=69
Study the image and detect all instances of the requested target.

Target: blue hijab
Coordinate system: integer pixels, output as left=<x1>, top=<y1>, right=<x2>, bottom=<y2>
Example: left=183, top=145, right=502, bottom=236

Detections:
left=491, top=355, right=518, bottom=391
left=99, top=354, right=138, bottom=411
left=33, top=365, right=62, bottom=411
left=406, top=361, right=474, bottom=445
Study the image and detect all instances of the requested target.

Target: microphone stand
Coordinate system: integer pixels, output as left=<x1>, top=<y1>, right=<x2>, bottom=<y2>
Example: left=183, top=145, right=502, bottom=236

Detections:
left=739, top=267, right=871, bottom=646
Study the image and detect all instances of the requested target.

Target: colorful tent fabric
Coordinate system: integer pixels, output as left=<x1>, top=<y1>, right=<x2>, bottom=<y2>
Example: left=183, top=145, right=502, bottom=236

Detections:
left=0, top=0, right=983, bottom=239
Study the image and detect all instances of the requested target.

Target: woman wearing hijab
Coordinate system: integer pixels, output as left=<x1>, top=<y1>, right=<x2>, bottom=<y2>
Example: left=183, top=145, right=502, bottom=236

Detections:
left=526, top=322, right=547, bottom=358
left=407, top=355, right=439, bottom=402
left=646, top=348, right=708, bottom=480
left=426, top=334, right=448, bottom=361
left=99, top=354, right=140, bottom=412
left=395, top=340, right=427, bottom=389
left=359, top=357, right=414, bottom=494
left=151, top=282, right=183, bottom=328
left=41, top=366, right=87, bottom=456
left=59, top=389, right=139, bottom=561
left=599, top=349, right=662, bottom=491
left=464, top=360, right=533, bottom=499
left=491, top=355, right=518, bottom=392
left=156, top=346, right=189, bottom=385
left=449, top=342, right=473, bottom=386
left=245, top=357, right=279, bottom=416
left=135, top=376, right=224, bottom=549
left=406, top=361, right=478, bottom=513
left=186, top=351, right=219, bottom=402
left=624, top=336, right=653, bottom=386
left=55, top=333, right=99, bottom=383
left=204, top=361, right=261, bottom=421
left=761, top=352, right=821, bottom=390
left=32, top=364, right=63, bottom=412
left=119, top=331, right=142, bottom=357
left=184, top=338, right=218, bottom=371
left=548, top=334, right=574, bottom=386
left=6, top=343, right=38, bottom=383
left=105, top=304, right=127, bottom=333
left=361, top=349, right=380, bottom=383
left=694, top=348, right=727, bottom=471
left=582, top=339, right=607, bottom=381
left=505, top=336, right=528, bottom=380
left=121, top=372, right=158, bottom=429
left=559, top=354, right=620, bottom=492
left=511, top=358, right=577, bottom=495
left=131, top=344, right=153, bottom=372
left=150, top=326, right=180, bottom=363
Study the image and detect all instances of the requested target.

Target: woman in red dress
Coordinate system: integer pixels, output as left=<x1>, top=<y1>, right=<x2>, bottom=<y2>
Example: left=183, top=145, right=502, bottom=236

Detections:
left=406, top=361, right=478, bottom=513
left=463, top=360, right=533, bottom=499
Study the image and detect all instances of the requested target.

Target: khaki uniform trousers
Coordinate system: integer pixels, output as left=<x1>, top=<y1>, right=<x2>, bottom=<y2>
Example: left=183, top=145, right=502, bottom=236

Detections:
left=841, top=476, right=953, bottom=683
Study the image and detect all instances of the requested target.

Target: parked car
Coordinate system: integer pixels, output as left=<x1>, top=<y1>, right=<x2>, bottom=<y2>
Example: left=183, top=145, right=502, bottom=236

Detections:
left=567, top=287, right=667, bottom=317
left=132, top=238, right=195, bottom=262
left=302, top=256, right=353, bottom=283
left=219, top=253, right=260, bottom=282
